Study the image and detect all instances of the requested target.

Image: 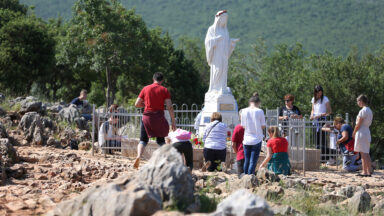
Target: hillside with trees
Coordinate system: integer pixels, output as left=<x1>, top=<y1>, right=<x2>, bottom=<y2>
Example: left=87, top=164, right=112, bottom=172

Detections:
left=21, top=0, right=384, bottom=55
left=2, top=0, right=384, bottom=163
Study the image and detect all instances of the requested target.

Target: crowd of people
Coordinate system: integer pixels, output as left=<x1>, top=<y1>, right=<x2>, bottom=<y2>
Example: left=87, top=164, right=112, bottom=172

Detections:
left=73, top=72, right=374, bottom=178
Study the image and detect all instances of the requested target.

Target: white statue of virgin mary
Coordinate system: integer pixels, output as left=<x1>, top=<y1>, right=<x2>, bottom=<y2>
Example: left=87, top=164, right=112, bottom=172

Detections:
left=205, top=10, right=239, bottom=94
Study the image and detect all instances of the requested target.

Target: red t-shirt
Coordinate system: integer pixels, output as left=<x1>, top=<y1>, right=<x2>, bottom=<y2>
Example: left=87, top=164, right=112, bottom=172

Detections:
left=267, top=137, right=288, bottom=153
left=138, top=83, right=171, bottom=112
left=231, top=124, right=245, bottom=160
left=345, top=138, right=355, bottom=153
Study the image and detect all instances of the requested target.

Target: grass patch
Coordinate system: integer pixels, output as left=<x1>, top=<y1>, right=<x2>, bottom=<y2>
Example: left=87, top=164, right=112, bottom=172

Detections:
left=164, top=200, right=189, bottom=212
left=0, top=101, right=12, bottom=112
left=10, top=103, right=21, bottom=112
left=275, top=186, right=362, bottom=216
left=198, top=192, right=220, bottom=213
left=57, top=120, right=77, bottom=131
left=320, top=164, right=329, bottom=170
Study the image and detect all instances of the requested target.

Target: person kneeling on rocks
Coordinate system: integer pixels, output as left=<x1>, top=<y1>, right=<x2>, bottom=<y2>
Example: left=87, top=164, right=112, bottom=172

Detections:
left=166, top=128, right=193, bottom=170
left=259, top=126, right=291, bottom=175
left=98, top=104, right=121, bottom=154
left=201, top=112, right=228, bottom=172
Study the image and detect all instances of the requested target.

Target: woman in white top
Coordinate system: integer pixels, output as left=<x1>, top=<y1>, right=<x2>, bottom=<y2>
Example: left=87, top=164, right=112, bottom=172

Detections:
left=353, top=95, right=373, bottom=177
left=310, top=85, right=332, bottom=120
left=98, top=104, right=121, bottom=154
left=310, top=85, right=333, bottom=162
left=241, top=93, right=266, bottom=175
left=202, top=112, right=228, bottom=172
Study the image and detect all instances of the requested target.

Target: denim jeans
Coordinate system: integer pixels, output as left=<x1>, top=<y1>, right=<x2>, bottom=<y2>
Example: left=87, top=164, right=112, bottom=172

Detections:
left=243, top=142, right=262, bottom=175
left=81, top=113, right=92, bottom=121
left=343, top=154, right=361, bottom=172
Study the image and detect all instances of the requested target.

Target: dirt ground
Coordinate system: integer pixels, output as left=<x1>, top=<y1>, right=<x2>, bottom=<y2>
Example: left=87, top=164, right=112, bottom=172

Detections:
left=1, top=145, right=383, bottom=216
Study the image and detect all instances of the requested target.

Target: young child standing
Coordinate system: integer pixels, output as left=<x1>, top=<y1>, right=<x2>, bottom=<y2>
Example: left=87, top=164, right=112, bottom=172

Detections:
left=232, top=121, right=245, bottom=176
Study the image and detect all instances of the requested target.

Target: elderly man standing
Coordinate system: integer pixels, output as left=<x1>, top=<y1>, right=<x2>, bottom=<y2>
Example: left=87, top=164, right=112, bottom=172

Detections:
left=134, top=72, right=176, bottom=169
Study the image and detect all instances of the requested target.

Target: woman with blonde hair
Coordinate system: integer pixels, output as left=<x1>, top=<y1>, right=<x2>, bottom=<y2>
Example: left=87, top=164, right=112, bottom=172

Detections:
left=201, top=112, right=228, bottom=172
left=259, top=126, right=291, bottom=175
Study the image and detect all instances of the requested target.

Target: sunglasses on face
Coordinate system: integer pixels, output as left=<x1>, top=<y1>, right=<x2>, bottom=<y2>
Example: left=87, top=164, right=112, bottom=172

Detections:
left=284, top=100, right=291, bottom=102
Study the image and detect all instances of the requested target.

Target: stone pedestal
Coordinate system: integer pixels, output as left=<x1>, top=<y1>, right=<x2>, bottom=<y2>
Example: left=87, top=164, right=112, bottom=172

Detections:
left=198, top=92, right=239, bottom=136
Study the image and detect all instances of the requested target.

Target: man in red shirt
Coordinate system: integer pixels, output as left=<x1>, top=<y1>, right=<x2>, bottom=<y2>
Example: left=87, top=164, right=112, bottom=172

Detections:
left=232, top=120, right=245, bottom=176
left=134, top=72, right=176, bottom=169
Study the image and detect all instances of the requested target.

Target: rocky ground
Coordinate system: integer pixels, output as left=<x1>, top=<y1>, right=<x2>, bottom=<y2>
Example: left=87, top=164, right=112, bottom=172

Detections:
left=2, top=143, right=384, bottom=215
left=1, top=146, right=137, bottom=215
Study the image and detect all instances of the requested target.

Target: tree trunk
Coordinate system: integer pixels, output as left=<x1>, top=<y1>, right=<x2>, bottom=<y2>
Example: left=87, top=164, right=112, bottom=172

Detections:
left=106, top=65, right=113, bottom=107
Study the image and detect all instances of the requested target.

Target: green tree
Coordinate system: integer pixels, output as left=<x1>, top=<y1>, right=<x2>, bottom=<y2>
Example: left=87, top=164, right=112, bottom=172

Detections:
left=0, top=0, right=27, bottom=14
left=0, top=15, right=55, bottom=95
left=60, top=0, right=153, bottom=106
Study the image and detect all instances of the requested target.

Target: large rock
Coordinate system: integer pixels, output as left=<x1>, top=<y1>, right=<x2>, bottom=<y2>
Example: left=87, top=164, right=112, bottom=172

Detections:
left=18, top=112, right=44, bottom=145
left=216, top=174, right=258, bottom=194
left=257, top=168, right=280, bottom=183
left=0, top=138, right=18, bottom=167
left=212, top=189, right=274, bottom=216
left=48, top=181, right=162, bottom=216
left=59, top=105, right=88, bottom=129
left=134, top=144, right=195, bottom=208
left=321, top=194, right=347, bottom=204
left=373, top=199, right=384, bottom=212
left=49, top=145, right=195, bottom=216
left=59, top=105, right=80, bottom=123
left=273, top=205, right=302, bottom=216
left=258, top=184, right=284, bottom=201
left=47, top=104, right=63, bottom=113
left=337, top=185, right=364, bottom=198
left=19, top=100, right=42, bottom=114
left=348, top=191, right=371, bottom=213
left=41, top=117, right=54, bottom=129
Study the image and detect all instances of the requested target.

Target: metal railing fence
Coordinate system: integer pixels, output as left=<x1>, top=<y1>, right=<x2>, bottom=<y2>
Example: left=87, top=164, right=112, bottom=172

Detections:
left=90, top=104, right=353, bottom=174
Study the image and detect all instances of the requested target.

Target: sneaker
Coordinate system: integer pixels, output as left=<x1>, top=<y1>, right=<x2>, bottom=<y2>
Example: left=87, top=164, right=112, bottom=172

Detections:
left=221, top=162, right=227, bottom=172
left=201, top=161, right=211, bottom=172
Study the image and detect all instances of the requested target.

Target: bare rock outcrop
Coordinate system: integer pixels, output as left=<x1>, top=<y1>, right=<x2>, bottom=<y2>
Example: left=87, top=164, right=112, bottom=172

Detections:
left=49, top=145, right=195, bottom=216
left=0, top=138, right=18, bottom=167
left=349, top=190, right=371, bottom=213
left=212, top=189, right=274, bottom=216
left=18, top=112, right=44, bottom=145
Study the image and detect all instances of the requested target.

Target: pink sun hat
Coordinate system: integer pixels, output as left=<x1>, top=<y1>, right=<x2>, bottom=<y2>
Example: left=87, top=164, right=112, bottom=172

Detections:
left=173, top=128, right=192, bottom=140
